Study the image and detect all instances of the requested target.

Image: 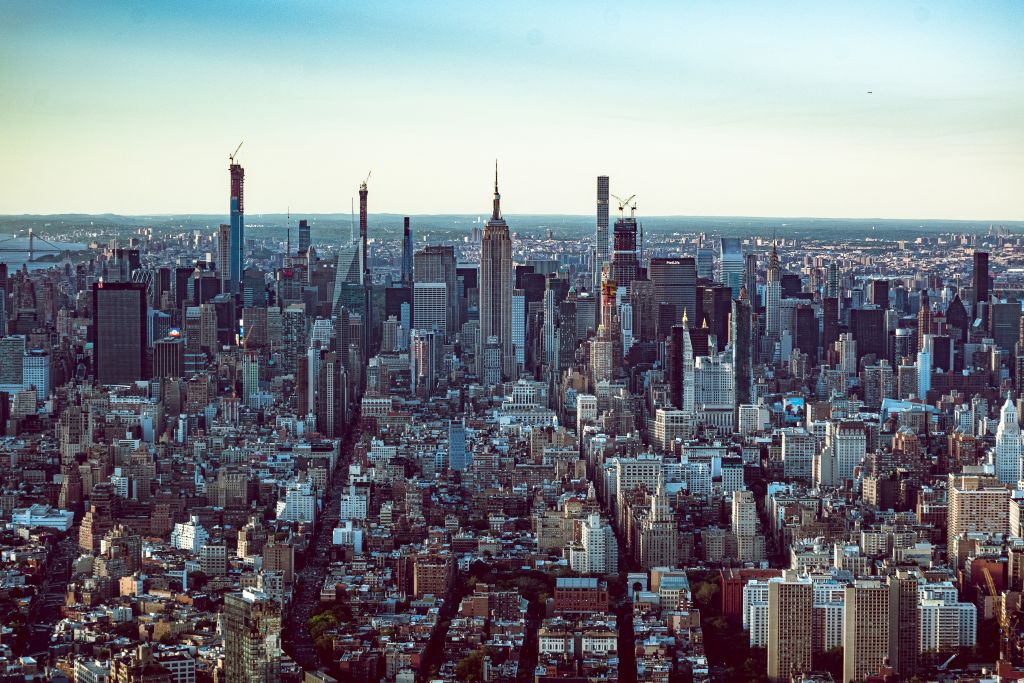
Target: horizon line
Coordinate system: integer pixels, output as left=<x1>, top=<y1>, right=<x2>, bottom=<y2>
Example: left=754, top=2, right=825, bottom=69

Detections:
left=1, top=212, right=1023, bottom=225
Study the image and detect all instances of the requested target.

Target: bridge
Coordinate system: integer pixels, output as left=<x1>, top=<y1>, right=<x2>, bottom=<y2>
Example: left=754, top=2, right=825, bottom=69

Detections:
left=0, top=229, right=76, bottom=262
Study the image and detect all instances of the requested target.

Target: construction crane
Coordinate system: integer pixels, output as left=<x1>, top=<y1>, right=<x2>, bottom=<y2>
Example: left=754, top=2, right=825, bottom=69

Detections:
left=229, top=141, right=243, bottom=164
left=611, top=193, right=637, bottom=219
left=361, top=170, right=372, bottom=191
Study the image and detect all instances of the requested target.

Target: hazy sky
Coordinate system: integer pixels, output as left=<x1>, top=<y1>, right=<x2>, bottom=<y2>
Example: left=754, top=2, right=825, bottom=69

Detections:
left=1, top=1, right=1022, bottom=219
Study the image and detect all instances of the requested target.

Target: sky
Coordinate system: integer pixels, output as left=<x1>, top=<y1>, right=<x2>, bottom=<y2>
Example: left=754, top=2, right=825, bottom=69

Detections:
left=1, top=1, right=1022, bottom=220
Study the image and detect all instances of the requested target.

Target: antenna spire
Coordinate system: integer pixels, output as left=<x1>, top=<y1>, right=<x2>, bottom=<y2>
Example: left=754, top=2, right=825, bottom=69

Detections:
left=491, top=159, right=501, bottom=221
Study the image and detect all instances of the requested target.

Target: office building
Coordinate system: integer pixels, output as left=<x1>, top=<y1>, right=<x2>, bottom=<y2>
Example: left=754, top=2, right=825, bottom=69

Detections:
left=449, top=419, right=468, bottom=471
left=153, top=335, right=185, bottom=380
left=414, top=245, right=458, bottom=334
left=297, top=219, right=310, bottom=254
left=92, top=281, right=147, bottom=385
left=995, top=396, right=1022, bottom=485
left=649, top=257, right=697, bottom=326
left=0, top=335, right=26, bottom=391
left=719, top=237, right=744, bottom=297
left=973, top=250, right=989, bottom=315
left=479, top=164, right=514, bottom=382
left=413, top=282, right=448, bottom=337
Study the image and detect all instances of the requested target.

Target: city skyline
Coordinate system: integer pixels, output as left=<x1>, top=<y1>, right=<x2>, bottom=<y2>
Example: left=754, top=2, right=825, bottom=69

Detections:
left=2, top=1, right=1023, bottom=219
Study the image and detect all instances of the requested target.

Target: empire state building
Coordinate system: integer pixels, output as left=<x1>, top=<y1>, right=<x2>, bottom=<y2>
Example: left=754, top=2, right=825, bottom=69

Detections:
left=479, top=163, right=515, bottom=383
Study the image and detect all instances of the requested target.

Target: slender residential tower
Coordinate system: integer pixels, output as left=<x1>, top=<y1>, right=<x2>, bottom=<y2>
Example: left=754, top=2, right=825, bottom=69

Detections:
left=594, top=176, right=610, bottom=294
left=765, top=242, right=781, bottom=342
left=229, top=161, right=245, bottom=294
left=479, top=162, right=514, bottom=382
left=401, top=217, right=413, bottom=287
left=359, top=178, right=369, bottom=284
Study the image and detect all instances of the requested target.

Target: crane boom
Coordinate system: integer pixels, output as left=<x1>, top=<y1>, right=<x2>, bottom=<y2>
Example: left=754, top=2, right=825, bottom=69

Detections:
left=229, top=141, right=244, bottom=164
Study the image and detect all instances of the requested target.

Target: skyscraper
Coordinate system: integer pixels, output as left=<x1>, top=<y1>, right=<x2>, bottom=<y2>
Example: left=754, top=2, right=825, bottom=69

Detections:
left=610, top=214, right=639, bottom=290
left=413, top=282, right=448, bottom=336
left=995, top=396, right=1022, bottom=485
left=222, top=589, right=282, bottom=683
left=765, top=243, right=781, bottom=342
left=297, top=219, right=311, bottom=254
left=649, top=257, right=697, bottom=326
left=731, top=290, right=753, bottom=411
left=359, top=177, right=369, bottom=283
left=719, top=238, right=744, bottom=298
left=842, top=575, right=917, bottom=683
left=973, top=250, right=990, bottom=316
left=414, top=245, right=458, bottom=334
left=92, top=281, right=147, bottom=385
left=767, top=573, right=813, bottom=681
left=479, top=163, right=514, bottom=382
left=401, top=216, right=413, bottom=287
left=229, top=160, right=245, bottom=294
left=0, top=335, right=26, bottom=391
left=594, top=175, right=609, bottom=294
left=638, top=482, right=678, bottom=569
left=449, top=418, right=468, bottom=471
left=917, top=289, right=932, bottom=353
left=217, top=223, right=232, bottom=295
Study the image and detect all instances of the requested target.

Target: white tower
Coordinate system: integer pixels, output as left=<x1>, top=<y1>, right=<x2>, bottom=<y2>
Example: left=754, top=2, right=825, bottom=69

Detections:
left=995, top=395, right=1022, bottom=485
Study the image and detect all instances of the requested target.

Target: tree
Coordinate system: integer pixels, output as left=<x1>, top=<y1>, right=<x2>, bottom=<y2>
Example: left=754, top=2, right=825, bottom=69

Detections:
left=694, top=581, right=720, bottom=609
left=455, top=650, right=485, bottom=682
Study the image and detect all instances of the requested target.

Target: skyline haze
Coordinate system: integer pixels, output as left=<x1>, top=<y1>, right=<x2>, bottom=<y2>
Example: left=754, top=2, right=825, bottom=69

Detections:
left=1, top=1, right=1022, bottom=219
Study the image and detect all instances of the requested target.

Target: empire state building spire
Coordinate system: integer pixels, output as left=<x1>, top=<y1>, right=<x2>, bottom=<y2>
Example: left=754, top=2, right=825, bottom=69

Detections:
left=492, top=159, right=501, bottom=221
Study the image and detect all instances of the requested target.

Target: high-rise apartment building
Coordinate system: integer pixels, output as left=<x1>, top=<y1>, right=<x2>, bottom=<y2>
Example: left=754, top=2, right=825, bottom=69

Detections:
left=217, top=223, right=232, bottom=294
left=731, top=291, right=753, bottom=411
left=229, top=160, right=245, bottom=294
left=610, top=215, right=639, bottom=290
left=222, top=589, right=282, bottom=683
left=573, top=513, right=618, bottom=575
left=766, top=573, right=813, bottom=681
left=765, top=243, right=781, bottom=342
left=947, top=469, right=1010, bottom=557
left=401, top=216, right=413, bottom=287
left=638, top=483, right=678, bottom=569
left=594, top=175, right=610, bottom=294
left=479, top=165, right=514, bottom=382
left=92, top=282, right=147, bottom=385
left=842, top=573, right=918, bottom=683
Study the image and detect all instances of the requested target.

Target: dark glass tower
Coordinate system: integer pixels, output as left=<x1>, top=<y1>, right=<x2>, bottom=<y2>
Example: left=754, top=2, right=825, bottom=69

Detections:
left=732, top=290, right=753, bottom=411
left=401, top=216, right=413, bottom=287
left=297, top=219, right=310, bottom=254
left=92, top=281, right=147, bottom=384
